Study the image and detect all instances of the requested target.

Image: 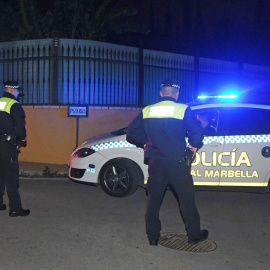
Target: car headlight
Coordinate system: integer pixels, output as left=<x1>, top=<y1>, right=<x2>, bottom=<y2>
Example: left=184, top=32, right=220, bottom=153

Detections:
left=73, top=148, right=95, bottom=158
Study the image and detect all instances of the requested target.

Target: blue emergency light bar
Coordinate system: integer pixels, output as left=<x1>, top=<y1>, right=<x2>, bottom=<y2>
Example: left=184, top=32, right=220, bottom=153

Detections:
left=197, top=94, right=238, bottom=100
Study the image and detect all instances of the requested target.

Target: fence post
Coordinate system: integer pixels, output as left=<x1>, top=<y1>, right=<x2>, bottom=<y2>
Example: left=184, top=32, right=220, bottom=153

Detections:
left=238, top=62, right=243, bottom=84
left=138, top=44, right=144, bottom=107
left=52, top=38, right=59, bottom=105
left=194, top=50, right=200, bottom=102
left=238, top=62, right=244, bottom=100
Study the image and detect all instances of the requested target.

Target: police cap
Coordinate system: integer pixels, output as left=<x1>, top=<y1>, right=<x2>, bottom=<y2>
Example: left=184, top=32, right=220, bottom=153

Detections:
left=161, top=79, right=180, bottom=89
left=4, top=80, right=23, bottom=91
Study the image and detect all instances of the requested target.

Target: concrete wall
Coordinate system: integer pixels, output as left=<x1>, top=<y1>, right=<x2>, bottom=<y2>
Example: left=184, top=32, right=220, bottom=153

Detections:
left=19, top=106, right=140, bottom=165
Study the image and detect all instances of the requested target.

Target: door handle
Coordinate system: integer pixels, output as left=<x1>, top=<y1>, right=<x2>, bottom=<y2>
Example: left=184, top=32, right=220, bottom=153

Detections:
left=209, top=141, right=222, bottom=147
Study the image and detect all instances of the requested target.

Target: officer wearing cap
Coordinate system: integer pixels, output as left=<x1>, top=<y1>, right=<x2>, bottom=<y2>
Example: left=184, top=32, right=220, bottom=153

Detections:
left=0, top=81, right=30, bottom=217
left=126, top=79, right=208, bottom=245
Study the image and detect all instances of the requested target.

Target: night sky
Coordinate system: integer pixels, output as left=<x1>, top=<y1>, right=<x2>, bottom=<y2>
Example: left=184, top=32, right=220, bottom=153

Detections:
left=2, top=0, right=270, bottom=65
left=39, top=0, right=270, bottom=33
left=135, top=0, right=270, bottom=65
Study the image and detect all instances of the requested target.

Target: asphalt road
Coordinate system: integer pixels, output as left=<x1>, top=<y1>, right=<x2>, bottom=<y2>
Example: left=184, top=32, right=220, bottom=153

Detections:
left=0, top=178, right=269, bottom=270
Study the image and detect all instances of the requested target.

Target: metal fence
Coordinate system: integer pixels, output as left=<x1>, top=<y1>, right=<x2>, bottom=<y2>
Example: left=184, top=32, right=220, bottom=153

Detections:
left=0, top=39, right=54, bottom=104
left=58, top=39, right=139, bottom=106
left=1, top=38, right=270, bottom=106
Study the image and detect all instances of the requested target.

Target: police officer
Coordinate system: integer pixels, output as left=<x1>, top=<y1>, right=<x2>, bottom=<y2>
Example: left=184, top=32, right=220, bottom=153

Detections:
left=126, top=79, right=208, bottom=245
left=196, top=112, right=217, bottom=136
left=0, top=81, right=30, bottom=217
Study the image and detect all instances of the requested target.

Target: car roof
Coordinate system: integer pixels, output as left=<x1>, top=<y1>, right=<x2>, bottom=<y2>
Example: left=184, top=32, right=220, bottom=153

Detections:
left=189, top=103, right=270, bottom=110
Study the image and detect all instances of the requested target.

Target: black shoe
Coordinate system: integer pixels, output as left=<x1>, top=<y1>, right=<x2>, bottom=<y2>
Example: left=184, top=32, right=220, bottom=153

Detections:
left=0, top=204, right=6, bottom=211
left=148, top=239, right=159, bottom=246
left=9, top=208, right=30, bottom=217
left=188, top=229, right=209, bottom=245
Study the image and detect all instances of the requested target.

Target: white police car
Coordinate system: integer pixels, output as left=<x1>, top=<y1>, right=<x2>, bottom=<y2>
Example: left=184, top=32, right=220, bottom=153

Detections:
left=68, top=101, right=270, bottom=197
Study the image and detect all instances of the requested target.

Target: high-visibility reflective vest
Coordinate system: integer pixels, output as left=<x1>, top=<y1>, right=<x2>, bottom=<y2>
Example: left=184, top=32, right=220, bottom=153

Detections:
left=142, top=100, right=188, bottom=120
left=0, top=97, right=18, bottom=114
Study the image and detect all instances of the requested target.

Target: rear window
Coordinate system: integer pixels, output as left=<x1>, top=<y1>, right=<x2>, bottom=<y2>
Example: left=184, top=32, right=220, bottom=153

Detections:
left=219, top=107, right=270, bottom=136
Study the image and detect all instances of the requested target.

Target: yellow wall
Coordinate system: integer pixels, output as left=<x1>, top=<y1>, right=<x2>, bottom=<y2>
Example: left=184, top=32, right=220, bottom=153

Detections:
left=19, top=106, right=140, bottom=164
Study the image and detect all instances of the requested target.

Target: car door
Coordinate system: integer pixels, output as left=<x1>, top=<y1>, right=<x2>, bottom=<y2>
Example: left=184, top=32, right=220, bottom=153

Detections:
left=218, top=107, right=270, bottom=187
left=191, top=107, right=224, bottom=186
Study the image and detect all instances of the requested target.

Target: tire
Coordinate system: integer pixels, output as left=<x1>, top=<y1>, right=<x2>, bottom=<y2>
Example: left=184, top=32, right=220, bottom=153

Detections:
left=99, top=158, right=142, bottom=197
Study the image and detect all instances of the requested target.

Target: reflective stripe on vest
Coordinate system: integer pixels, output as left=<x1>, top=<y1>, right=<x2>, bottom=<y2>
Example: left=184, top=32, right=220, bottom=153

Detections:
left=0, top=97, right=18, bottom=114
left=142, top=101, right=188, bottom=119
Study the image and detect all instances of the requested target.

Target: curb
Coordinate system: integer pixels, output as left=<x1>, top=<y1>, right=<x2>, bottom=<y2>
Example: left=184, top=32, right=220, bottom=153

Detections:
left=19, top=170, right=68, bottom=179
left=20, top=176, right=69, bottom=181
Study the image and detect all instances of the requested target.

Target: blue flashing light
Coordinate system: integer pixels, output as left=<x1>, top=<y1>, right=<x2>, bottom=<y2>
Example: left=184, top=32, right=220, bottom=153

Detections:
left=197, top=94, right=238, bottom=100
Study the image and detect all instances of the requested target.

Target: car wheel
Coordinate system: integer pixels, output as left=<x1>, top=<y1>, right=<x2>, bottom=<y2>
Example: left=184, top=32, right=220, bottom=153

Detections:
left=99, top=158, right=142, bottom=197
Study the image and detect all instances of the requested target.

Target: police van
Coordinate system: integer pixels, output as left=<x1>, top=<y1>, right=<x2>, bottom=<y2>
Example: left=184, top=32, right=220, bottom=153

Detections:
left=68, top=100, right=270, bottom=197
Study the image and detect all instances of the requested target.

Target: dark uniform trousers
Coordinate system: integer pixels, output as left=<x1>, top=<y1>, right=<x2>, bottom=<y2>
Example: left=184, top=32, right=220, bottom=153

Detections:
left=145, top=158, right=201, bottom=240
left=0, top=141, right=22, bottom=212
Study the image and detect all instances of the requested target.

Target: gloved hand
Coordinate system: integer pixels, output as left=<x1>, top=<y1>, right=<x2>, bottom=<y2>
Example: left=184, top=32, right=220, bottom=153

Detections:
left=188, top=145, right=197, bottom=158
left=19, top=140, right=27, bottom=147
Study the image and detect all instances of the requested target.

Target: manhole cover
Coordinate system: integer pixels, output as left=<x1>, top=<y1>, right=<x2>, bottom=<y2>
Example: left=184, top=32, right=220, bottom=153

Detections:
left=159, top=232, right=217, bottom=252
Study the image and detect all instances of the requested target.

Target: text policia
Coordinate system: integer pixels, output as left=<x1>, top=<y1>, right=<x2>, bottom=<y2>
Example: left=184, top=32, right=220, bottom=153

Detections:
left=191, top=149, right=259, bottom=178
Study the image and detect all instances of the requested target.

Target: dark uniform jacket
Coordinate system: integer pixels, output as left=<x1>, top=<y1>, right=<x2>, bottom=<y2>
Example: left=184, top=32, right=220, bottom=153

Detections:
left=203, top=124, right=217, bottom=136
left=0, top=92, right=26, bottom=141
left=126, top=97, right=203, bottom=162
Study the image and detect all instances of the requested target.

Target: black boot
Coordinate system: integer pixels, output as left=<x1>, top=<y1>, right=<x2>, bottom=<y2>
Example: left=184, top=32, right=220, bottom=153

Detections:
left=9, top=208, right=30, bottom=217
left=188, top=229, right=209, bottom=244
left=0, top=204, right=6, bottom=210
left=148, top=238, right=159, bottom=246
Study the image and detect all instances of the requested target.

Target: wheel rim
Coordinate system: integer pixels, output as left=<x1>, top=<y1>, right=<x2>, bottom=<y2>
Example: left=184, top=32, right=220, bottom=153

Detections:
left=102, top=165, right=130, bottom=194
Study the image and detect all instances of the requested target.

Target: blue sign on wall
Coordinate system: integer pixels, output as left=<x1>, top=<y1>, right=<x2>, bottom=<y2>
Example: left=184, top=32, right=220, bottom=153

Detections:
left=68, top=105, right=89, bottom=117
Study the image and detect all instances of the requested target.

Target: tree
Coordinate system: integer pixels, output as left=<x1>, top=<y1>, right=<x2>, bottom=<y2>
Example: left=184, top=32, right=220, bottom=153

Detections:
left=193, top=0, right=206, bottom=55
left=45, top=0, right=149, bottom=41
left=0, top=0, right=44, bottom=41
left=0, top=0, right=149, bottom=43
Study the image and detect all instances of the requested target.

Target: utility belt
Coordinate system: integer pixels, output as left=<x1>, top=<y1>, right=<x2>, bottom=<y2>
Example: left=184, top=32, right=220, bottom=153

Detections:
left=185, top=147, right=194, bottom=167
left=0, top=133, right=17, bottom=144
